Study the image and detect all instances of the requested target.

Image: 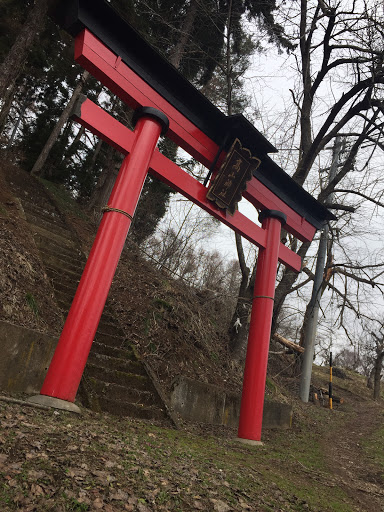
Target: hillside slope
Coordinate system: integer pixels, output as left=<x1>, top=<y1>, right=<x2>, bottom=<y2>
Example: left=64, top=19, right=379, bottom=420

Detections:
left=0, top=159, right=383, bottom=511
left=0, top=159, right=243, bottom=399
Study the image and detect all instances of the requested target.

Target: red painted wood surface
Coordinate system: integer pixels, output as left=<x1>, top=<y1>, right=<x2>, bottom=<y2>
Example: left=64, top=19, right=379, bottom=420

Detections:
left=238, top=215, right=284, bottom=442
left=40, top=114, right=163, bottom=402
left=73, top=98, right=301, bottom=272
left=75, top=29, right=217, bottom=168
left=75, top=30, right=316, bottom=243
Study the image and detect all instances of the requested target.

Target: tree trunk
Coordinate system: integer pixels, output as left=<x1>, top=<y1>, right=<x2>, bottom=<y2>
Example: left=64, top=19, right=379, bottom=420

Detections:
left=87, top=145, right=123, bottom=222
left=272, top=241, right=311, bottom=335
left=31, top=70, right=89, bottom=177
left=228, top=233, right=256, bottom=361
left=60, top=125, right=86, bottom=168
left=168, top=0, right=198, bottom=69
left=296, top=0, right=313, bottom=186
left=6, top=94, right=31, bottom=148
left=367, top=367, right=374, bottom=389
left=0, top=82, right=16, bottom=134
left=89, top=138, right=104, bottom=171
left=373, top=350, right=384, bottom=400
left=0, top=0, right=49, bottom=102
left=228, top=283, right=253, bottom=362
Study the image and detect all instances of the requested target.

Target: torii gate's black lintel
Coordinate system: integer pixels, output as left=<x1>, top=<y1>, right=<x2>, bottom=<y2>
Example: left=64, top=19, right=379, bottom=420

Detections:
left=50, top=0, right=335, bottom=230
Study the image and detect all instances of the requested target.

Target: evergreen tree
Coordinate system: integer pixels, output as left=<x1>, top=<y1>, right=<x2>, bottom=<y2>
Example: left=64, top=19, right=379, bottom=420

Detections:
left=1, top=0, right=291, bottom=247
left=0, top=0, right=50, bottom=102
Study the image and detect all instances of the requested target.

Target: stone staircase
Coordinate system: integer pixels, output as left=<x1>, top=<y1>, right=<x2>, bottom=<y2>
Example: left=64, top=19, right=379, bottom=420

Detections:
left=8, top=173, right=171, bottom=423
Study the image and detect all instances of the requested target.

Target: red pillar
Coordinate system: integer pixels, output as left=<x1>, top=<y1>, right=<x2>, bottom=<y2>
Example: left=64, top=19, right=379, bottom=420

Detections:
left=237, top=210, right=287, bottom=443
left=39, top=107, right=168, bottom=403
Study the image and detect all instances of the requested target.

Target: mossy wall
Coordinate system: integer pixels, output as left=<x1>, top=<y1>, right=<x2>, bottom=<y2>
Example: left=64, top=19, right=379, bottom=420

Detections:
left=0, top=321, right=57, bottom=394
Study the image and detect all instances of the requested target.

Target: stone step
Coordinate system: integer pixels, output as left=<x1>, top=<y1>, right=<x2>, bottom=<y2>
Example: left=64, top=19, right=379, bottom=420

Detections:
left=85, top=363, right=152, bottom=391
left=99, top=310, right=121, bottom=326
left=97, top=321, right=125, bottom=338
left=52, top=292, right=121, bottom=331
left=87, top=352, right=145, bottom=376
left=14, top=191, right=55, bottom=212
left=47, top=282, right=120, bottom=326
left=55, top=292, right=78, bottom=310
left=84, top=379, right=158, bottom=407
left=90, top=341, right=136, bottom=360
left=25, top=211, right=74, bottom=239
left=45, top=265, right=84, bottom=282
left=41, top=252, right=85, bottom=274
left=96, top=396, right=167, bottom=421
left=34, top=233, right=82, bottom=259
left=21, top=195, right=57, bottom=209
left=29, top=225, right=77, bottom=249
left=50, top=280, right=77, bottom=295
left=93, top=332, right=129, bottom=349
left=38, top=246, right=85, bottom=268
left=21, top=199, right=66, bottom=226
left=54, top=304, right=119, bottom=326
left=50, top=279, right=79, bottom=297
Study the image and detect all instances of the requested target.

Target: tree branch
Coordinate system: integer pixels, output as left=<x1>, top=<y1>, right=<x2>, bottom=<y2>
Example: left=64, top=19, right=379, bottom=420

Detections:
left=333, top=188, right=384, bottom=209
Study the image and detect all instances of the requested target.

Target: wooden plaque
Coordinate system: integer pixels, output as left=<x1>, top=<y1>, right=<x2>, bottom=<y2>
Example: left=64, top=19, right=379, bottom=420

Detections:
left=206, top=138, right=261, bottom=215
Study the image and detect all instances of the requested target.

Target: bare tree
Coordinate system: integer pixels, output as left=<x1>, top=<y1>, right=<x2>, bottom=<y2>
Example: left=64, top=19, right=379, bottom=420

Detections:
left=370, top=330, right=384, bottom=400
left=266, top=1, right=384, bottom=348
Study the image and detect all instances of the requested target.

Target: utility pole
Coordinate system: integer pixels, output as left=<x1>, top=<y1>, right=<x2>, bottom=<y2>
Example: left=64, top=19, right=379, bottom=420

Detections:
left=299, top=136, right=342, bottom=402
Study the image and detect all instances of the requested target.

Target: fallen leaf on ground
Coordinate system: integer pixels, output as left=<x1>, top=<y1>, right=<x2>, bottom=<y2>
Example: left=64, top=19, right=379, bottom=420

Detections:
left=110, top=489, right=129, bottom=501
left=193, top=499, right=205, bottom=510
left=93, top=497, right=104, bottom=509
left=31, top=483, right=45, bottom=496
left=0, top=453, right=8, bottom=467
left=210, top=498, right=232, bottom=512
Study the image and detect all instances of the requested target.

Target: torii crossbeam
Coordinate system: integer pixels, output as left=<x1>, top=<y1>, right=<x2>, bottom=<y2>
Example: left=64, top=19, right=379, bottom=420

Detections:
left=29, top=0, right=333, bottom=443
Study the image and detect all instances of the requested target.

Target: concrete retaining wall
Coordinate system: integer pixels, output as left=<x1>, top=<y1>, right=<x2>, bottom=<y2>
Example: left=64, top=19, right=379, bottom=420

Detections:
left=0, top=321, right=57, bottom=394
left=0, top=321, right=293, bottom=431
left=171, top=375, right=292, bottom=430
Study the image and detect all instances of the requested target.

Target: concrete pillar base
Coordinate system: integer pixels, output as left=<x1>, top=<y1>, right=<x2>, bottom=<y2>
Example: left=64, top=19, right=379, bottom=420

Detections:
left=27, top=395, right=81, bottom=414
left=236, top=437, right=264, bottom=447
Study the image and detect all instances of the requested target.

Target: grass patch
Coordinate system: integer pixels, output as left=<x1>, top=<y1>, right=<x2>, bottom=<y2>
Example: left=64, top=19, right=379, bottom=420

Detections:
left=0, top=203, right=8, bottom=216
left=362, top=422, right=384, bottom=474
left=25, top=292, right=39, bottom=317
left=126, top=421, right=352, bottom=511
left=66, top=497, right=90, bottom=511
left=153, top=297, right=173, bottom=312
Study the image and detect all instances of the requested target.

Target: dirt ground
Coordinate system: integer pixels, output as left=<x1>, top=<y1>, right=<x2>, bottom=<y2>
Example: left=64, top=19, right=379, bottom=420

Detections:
left=321, top=399, right=384, bottom=511
left=0, top=379, right=383, bottom=512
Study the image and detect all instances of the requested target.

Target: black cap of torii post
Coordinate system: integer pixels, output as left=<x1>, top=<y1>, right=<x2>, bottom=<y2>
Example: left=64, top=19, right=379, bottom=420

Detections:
left=132, top=106, right=169, bottom=136
left=258, top=209, right=287, bottom=226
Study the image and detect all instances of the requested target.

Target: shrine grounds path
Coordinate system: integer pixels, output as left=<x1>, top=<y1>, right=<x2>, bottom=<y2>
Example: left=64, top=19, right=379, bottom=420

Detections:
left=0, top=369, right=383, bottom=512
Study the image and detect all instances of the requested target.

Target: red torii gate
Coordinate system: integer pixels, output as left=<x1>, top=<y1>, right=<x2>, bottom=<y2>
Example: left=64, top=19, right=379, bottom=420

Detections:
left=29, top=0, right=333, bottom=443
